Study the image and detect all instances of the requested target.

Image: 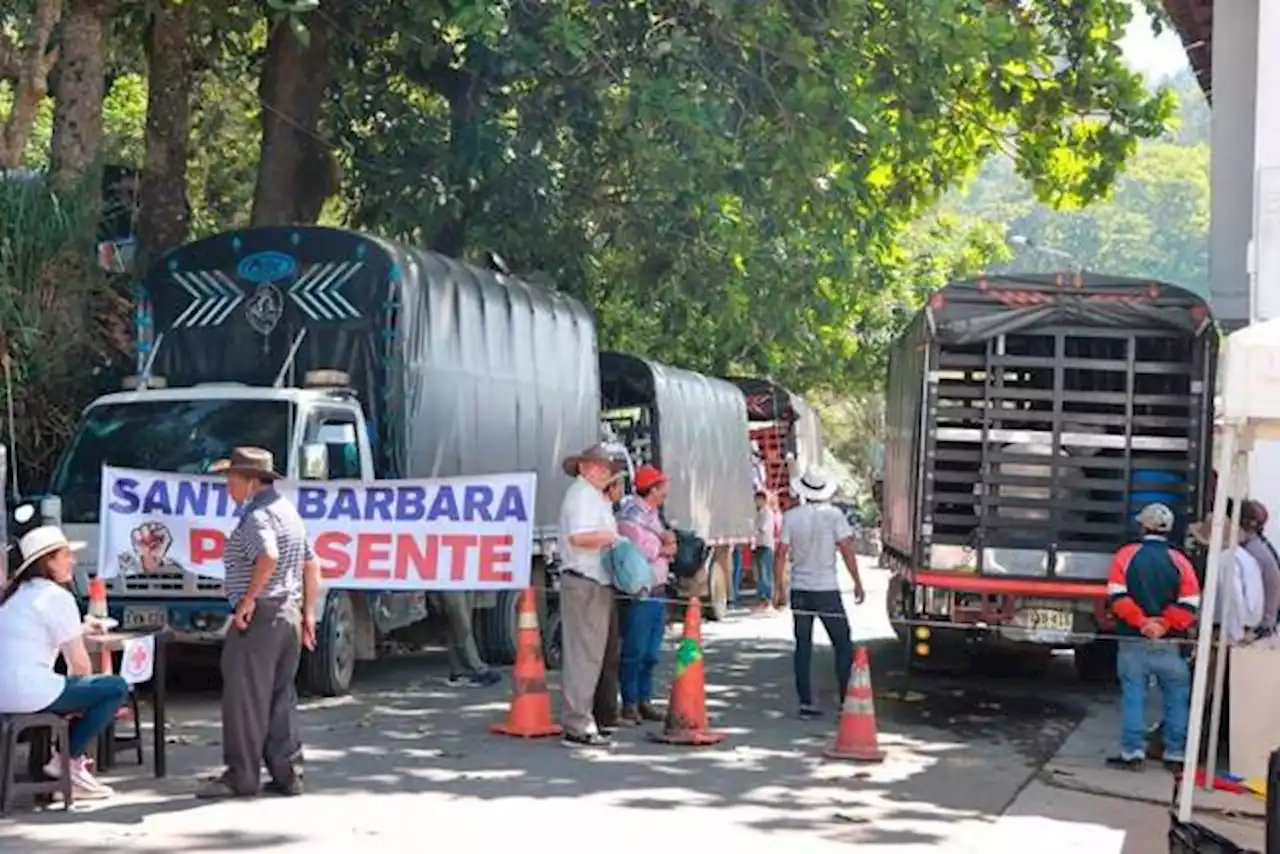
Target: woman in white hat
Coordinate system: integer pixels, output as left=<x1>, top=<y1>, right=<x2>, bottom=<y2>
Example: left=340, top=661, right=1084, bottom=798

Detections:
left=0, top=523, right=128, bottom=799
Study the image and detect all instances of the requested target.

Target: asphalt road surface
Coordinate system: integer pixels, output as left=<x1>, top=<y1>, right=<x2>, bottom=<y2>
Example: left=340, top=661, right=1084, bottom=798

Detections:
left=0, top=564, right=1113, bottom=853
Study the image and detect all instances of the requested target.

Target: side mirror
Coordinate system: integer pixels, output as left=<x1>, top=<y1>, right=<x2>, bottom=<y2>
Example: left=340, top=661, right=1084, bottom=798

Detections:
left=302, top=443, right=329, bottom=480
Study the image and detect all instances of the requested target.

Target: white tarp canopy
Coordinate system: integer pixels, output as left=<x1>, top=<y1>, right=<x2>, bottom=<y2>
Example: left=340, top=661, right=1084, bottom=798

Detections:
left=1178, top=317, right=1280, bottom=820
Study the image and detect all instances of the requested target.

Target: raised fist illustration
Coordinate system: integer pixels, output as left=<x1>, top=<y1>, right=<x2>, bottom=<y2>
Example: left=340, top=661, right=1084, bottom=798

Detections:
left=131, top=522, right=173, bottom=573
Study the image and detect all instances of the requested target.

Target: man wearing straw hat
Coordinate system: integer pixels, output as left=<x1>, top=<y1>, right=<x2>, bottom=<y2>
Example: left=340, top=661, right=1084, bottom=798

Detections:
left=198, top=447, right=320, bottom=799
left=557, top=444, right=624, bottom=747
left=774, top=468, right=864, bottom=719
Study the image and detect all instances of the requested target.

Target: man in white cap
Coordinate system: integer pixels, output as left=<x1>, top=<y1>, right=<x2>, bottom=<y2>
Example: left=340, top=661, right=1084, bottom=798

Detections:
left=1105, top=502, right=1200, bottom=772
left=774, top=468, right=865, bottom=719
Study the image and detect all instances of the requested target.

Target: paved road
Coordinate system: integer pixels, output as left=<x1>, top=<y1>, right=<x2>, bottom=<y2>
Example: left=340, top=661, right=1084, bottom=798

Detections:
left=0, top=565, right=1113, bottom=853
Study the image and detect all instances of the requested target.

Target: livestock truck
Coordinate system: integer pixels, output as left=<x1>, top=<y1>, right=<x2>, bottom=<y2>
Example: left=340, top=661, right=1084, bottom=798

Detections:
left=730, top=377, right=825, bottom=512
left=882, top=274, right=1217, bottom=680
left=42, top=226, right=754, bottom=695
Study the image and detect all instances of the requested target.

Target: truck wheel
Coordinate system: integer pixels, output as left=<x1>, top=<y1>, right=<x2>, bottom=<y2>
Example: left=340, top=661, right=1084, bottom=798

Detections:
left=885, top=579, right=907, bottom=643
left=299, top=592, right=356, bottom=697
left=484, top=590, right=520, bottom=666
left=542, top=608, right=563, bottom=671
left=707, top=559, right=729, bottom=621
left=1074, top=639, right=1117, bottom=683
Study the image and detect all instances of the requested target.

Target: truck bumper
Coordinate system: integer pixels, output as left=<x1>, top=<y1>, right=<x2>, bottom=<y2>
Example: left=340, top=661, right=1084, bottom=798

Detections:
left=82, top=597, right=232, bottom=643
left=894, top=572, right=1113, bottom=649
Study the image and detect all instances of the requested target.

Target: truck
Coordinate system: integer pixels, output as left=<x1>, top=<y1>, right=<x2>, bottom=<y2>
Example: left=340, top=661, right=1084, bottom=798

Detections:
left=598, top=352, right=756, bottom=620
left=45, top=225, right=604, bottom=695
left=882, top=273, right=1217, bottom=680
left=42, top=226, right=755, bottom=695
left=730, top=377, right=825, bottom=511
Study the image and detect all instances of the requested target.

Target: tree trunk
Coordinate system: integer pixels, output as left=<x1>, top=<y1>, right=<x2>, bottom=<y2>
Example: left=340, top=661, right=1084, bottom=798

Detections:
left=250, top=16, right=336, bottom=226
left=136, top=0, right=192, bottom=275
left=49, top=0, right=112, bottom=189
left=0, top=0, right=63, bottom=170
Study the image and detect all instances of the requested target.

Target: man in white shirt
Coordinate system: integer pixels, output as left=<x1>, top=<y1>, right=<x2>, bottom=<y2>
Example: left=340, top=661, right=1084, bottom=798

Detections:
left=774, top=469, right=865, bottom=718
left=753, top=491, right=777, bottom=607
left=557, top=444, right=623, bottom=747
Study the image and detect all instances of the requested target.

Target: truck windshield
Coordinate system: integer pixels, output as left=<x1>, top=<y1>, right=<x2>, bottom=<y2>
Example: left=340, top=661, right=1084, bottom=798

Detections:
left=50, top=399, right=293, bottom=523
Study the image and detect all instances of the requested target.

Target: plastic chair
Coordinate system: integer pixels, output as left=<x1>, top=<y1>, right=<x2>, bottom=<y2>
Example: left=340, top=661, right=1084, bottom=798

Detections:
left=0, top=713, right=73, bottom=815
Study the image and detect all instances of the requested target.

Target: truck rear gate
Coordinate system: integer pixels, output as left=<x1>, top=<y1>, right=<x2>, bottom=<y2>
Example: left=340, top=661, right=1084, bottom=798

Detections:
left=883, top=274, right=1216, bottom=659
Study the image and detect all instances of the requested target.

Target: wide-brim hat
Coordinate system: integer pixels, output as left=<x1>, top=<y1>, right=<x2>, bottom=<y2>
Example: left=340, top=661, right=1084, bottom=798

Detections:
left=1189, top=516, right=1238, bottom=546
left=791, top=469, right=838, bottom=502
left=15, top=525, right=86, bottom=577
left=561, top=444, right=623, bottom=477
left=210, top=446, right=283, bottom=480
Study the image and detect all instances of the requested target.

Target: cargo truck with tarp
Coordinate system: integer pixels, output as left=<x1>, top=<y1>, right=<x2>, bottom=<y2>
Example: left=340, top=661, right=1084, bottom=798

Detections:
left=43, top=225, right=601, bottom=696
left=598, top=352, right=756, bottom=620
left=882, top=273, right=1217, bottom=680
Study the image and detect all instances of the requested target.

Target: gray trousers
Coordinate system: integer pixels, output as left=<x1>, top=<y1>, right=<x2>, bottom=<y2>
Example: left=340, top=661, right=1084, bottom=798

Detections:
left=221, top=598, right=303, bottom=793
left=430, top=591, right=487, bottom=675
left=559, top=573, right=614, bottom=736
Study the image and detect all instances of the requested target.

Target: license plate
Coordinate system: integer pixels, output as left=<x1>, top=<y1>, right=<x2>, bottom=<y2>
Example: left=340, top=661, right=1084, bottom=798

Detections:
left=1012, top=608, right=1074, bottom=633
left=123, top=605, right=167, bottom=630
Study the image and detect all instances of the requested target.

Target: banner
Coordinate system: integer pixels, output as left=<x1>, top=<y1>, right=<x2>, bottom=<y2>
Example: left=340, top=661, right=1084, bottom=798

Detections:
left=98, top=466, right=537, bottom=591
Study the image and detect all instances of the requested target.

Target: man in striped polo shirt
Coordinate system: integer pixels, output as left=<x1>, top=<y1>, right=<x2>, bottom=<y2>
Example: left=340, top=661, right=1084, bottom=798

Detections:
left=198, top=447, right=320, bottom=799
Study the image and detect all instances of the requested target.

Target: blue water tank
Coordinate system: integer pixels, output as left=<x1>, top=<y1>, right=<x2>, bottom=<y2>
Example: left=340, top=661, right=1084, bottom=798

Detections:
left=1129, top=469, right=1187, bottom=525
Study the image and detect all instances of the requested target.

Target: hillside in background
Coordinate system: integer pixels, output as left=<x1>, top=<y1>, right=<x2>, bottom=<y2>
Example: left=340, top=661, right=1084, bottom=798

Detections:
left=943, top=66, right=1210, bottom=297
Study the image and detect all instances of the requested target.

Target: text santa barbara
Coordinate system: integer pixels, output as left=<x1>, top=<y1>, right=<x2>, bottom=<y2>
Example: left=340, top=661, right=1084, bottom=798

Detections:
left=98, top=466, right=537, bottom=590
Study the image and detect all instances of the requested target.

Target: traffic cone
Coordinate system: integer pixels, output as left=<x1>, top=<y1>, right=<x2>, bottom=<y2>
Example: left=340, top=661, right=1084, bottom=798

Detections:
left=823, top=646, right=885, bottom=762
left=648, top=596, right=726, bottom=747
left=491, top=588, right=563, bottom=739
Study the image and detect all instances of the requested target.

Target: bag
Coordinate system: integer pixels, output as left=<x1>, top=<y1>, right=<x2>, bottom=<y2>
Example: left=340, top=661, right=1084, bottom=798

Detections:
left=669, top=529, right=708, bottom=580
left=603, top=538, right=655, bottom=596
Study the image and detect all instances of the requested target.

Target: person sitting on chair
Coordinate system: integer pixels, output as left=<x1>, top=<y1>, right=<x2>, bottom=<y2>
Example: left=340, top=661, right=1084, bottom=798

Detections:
left=0, top=525, right=128, bottom=799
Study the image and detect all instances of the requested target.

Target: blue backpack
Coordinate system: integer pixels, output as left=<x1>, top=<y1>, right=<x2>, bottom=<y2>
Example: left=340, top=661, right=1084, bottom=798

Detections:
left=603, top=538, right=655, bottom=596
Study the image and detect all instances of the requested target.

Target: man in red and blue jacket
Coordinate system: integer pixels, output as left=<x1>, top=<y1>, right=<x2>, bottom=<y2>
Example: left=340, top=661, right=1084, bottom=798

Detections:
left=1105, top=502, right=1201, bottom=770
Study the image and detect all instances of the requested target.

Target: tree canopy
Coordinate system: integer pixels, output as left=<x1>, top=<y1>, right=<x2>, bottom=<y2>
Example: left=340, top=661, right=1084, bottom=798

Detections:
left=1, top=0, right=1179, bottom=488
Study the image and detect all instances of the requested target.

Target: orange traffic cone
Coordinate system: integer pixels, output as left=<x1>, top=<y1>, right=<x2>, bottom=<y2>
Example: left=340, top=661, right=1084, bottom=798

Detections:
left=648, top=596, right=726, bottom=747
left=823, top=646, right=885, bottom=762
left=491, top=588, right=563, bottom=739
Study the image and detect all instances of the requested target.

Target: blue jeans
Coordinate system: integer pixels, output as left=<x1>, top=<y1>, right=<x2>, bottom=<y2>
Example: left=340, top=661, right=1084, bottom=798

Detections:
left=731, top=546, right=743, bottom=605
left=1117, top=638, right=1191, bottom=761
left=44, top=674, right=130, bottom=757
left=754, top=547, right=775, bottom=602
left=791, top=589, right=854, bottom=707
left=619, top=597, right=666, bottom=706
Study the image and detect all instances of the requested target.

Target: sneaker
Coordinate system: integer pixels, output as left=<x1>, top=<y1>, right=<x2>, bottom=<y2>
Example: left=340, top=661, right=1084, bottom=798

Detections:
left=619, top=705, right=643, bottom=725
left=68, top=760, right=114, bottom=799
left=1105, top=755, right=1146, bottom=772
left=195, top=775, right=256, bottom=800
left=42, top=751, right=73, bottom=780
left=798, top=705, right=825, bottom=720
left=265, top=776, right=304, bottom=796
left=562, top=730, right=612, bottom=748
left=447, top=670, right=502, bottom=687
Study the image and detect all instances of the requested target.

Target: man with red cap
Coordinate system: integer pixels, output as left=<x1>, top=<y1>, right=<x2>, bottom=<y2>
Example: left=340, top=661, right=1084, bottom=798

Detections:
left=615, top=465, right=677, bottom=724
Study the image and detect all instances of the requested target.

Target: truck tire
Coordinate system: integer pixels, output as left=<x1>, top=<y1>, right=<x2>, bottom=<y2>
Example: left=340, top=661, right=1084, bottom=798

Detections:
left=299, top=591, right=356, bottom=697
left=1074, top=639, right=1117, bottom=683
left=885, top=578, right=907, bottom=643
left=484, top=590, right=520, bottom=666
left=707, top=559, right=729, bottom=621
left=542, top=607, right=563, bottom=671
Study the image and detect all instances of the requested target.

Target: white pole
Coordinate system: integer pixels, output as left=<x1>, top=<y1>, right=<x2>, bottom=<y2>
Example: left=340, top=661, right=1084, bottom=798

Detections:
left=1178, top=423, right=1238, bottom=821
left=1204, top=453, right=1247, bottom=787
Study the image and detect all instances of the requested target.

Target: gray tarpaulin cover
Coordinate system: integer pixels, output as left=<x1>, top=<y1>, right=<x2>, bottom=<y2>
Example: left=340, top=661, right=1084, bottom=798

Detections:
left=144, top=225, right=599, bottom=530
left=928, top=273, right=1211, bottom=345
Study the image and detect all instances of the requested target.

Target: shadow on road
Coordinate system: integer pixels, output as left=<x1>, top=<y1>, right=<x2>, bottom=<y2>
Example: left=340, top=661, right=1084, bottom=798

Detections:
left=2, top=631, right=1104, bottom=850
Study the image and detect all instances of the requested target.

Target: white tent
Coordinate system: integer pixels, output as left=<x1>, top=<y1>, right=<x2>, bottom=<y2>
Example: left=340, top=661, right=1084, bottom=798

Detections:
left=1178, top=317, right=1280, bottom=820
